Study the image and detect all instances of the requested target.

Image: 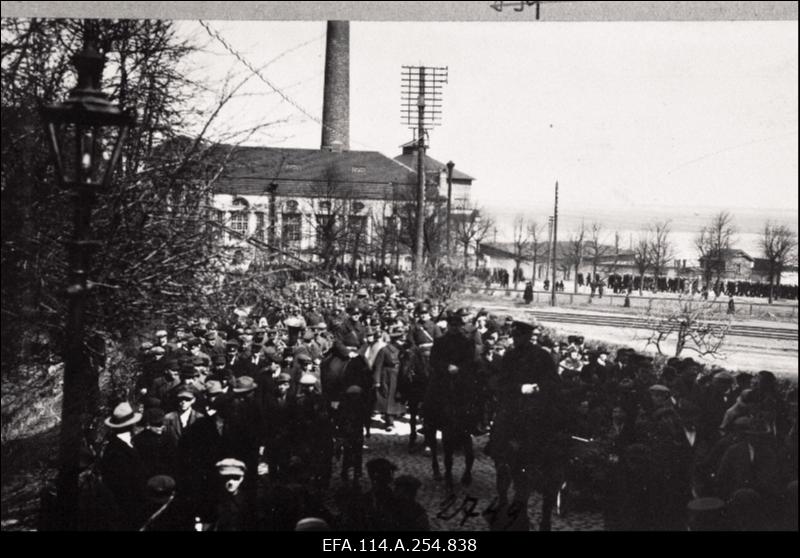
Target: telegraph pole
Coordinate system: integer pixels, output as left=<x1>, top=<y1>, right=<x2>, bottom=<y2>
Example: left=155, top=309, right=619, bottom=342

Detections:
left=415, top=67, right=426, bottom=271
left=446, top=160, right=454, bottom=265
left=550, top=181, right=559, bottom=307
left=401, top=65, right=448, bottom=271
left=545, top=215, right=554, bottom=280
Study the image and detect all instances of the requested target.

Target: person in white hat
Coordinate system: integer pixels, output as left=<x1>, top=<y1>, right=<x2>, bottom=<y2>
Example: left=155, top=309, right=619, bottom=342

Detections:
left=99, top=402, right=147, bottom=530
left=212, top=458, right=254, bottom=531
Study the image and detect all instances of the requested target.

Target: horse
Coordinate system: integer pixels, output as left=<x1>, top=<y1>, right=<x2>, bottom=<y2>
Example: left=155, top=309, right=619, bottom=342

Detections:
left=397, top=344, right=432, bottom=453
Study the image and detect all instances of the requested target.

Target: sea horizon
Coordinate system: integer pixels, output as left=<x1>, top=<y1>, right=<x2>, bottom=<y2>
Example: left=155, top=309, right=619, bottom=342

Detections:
left=480, top=202, right=798, bottom=262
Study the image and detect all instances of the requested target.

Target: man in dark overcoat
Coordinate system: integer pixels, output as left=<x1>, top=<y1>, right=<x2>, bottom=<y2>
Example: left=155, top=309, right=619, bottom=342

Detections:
left=99, top=402, right=148, bottom=530
left=488, top=320, right=565, bottom=529
left=426, top=312, right=480, bottom=488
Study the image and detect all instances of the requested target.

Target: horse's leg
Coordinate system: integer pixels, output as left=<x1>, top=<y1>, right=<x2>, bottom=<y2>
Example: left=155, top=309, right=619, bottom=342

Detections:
left=461, top=433, right=474, bottom=486
left=408, top=398, right=419, bottom=450
left=443, top=431, right=455, bottom=490
left=428, top=429, right=442, bottom=481
left=495, top=460, right=511, bottom=507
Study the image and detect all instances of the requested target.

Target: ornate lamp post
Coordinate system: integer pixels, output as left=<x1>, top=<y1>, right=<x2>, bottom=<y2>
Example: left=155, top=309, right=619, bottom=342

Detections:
left=40, top=20, right=134, bottom=530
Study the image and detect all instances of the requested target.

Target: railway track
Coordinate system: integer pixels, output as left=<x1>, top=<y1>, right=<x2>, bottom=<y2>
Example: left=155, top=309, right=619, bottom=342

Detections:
left=478, top=305, right=798, bottom=342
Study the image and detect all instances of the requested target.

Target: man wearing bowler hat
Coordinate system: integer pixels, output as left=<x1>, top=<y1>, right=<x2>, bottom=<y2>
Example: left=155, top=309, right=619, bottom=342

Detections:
left=100, top=402, right=147, bottom=530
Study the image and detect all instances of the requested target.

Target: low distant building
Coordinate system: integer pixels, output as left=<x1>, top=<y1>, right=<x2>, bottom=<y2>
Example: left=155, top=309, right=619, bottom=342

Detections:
left=697, top=249, right=755, bottom=281
left=478, top=242, right=691, bottom=286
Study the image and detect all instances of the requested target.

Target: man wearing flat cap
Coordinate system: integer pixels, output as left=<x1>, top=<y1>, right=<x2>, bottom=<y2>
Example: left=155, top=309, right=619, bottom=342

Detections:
left=408, top=303, right=442, bottom=357
left=138, top=474, right=189, bottom=531
left=333, top=305, right=367, bottom=360
left=210, top=458, right=255, bottom=531
left=164, top=387, right=203, bottom=445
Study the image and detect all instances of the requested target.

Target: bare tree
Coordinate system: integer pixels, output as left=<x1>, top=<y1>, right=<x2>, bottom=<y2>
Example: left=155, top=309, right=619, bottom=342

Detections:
left=609, top=230, right=622, bottom=276
left=761, top=222, right=798, bottom=304
left=632, top=230, right=651, bottom=296
left=396, top=184, right=446, bottom=268
left=301, top=166, right=353, bottom=271
left=649, top=220, right=674, bottom=293
left=644, top=297, right=731, bottom=357
left=367, top=200, right=396, bottom=270
left=563, top=222, right=586, bottom=293
left=472, top=211, right=495, bottom=271
left=453, top=202, right=494, bottom=270
left=695, top=211, right=737, bottom=289
left=528, top=221, right=545, bottom=285
left=511, top=215, right=531, bottom=289
left=586, top=222, right=610, bottom=285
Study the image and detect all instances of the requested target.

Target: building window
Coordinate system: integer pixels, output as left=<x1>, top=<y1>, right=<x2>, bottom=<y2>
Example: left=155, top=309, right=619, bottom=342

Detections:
left=351, top=166, right=367, bottom=174
left=230, top=210, right=248, bottom=237
left=285, top=199, right=299, bottom=212
left=352, top=201, right=365, bottom=213
left=316, top=214, right=337, bottom=247
left=285, top=164, right=301, bottom=172
left=318, top=200, right=331, bottom=213
left=349, top=215, right=367, bottom=233
left=283, top=213, right=302, bottom=247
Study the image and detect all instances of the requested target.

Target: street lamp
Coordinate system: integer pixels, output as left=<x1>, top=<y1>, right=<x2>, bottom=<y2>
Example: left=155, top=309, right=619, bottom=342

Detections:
left=445, top=161, right=454, bottom=265
left=40, top=20, right=134, bottom=530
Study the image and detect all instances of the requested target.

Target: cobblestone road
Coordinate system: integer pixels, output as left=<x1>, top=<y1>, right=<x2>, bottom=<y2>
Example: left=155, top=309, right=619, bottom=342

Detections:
left=325, top=414, right=605, bottom=532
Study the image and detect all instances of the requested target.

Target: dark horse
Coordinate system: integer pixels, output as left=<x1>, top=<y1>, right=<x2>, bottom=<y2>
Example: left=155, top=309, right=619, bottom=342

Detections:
left=397, top=344, right=435, bottom=455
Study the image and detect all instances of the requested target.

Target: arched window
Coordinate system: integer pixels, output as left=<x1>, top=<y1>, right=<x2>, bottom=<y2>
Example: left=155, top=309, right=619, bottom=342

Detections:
left=230, top=211, right=248, bottom=236
left=230, top=197, right=250, bottom=237
left=285, top=199, right=299, bottom=212
left=352, top=201, right=365, bottom=213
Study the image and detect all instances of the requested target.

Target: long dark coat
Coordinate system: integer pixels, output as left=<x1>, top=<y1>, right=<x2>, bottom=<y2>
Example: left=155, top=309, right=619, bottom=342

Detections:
left=425, top=330, right=480, bottom=435
left=99, top=435, right=148, bottom=529
left=489, top=342, right=564, bottom=463
left=372, top=342, right=405, bottom=416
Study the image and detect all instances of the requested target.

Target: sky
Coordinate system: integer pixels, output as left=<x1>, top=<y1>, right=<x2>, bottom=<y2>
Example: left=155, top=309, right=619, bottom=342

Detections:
left=174, top=19, right=798, bottom=237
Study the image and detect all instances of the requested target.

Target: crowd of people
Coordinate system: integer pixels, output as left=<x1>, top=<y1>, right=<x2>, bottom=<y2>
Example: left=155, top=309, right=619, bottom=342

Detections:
left=73, top=279, right=797, bottom=531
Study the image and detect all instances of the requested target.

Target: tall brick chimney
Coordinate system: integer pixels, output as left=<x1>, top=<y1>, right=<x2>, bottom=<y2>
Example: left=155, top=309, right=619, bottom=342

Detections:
left=321, top=21, right=349, bottom=152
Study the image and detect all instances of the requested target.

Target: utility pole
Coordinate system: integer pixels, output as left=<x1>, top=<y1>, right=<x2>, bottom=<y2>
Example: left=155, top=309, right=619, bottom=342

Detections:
left=446, top=160, right=454, bottom=265
left=401, top=65, right=447, bottom=271
left=415, top=68, right=426, bottom=271
left=550, top=181, right=559, bottom=307
left=545, top=215, right=554, bottom=281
